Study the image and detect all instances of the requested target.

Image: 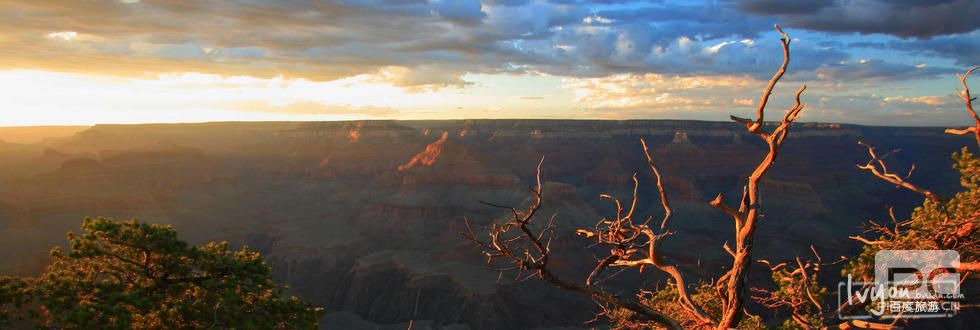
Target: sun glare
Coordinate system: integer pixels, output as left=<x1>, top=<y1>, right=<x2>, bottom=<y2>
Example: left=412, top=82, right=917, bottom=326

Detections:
left=0, top=70, right=446, bottom=126
left=0, top=69, right=578, bottom=126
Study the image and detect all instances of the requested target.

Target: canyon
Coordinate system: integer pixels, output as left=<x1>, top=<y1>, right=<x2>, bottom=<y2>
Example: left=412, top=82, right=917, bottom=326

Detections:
left=0, top=120, right=972, bottom=329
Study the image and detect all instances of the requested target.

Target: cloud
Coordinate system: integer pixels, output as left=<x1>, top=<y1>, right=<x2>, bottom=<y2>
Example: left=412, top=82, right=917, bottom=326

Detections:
left=234, top=101, right=398, bottom=117
left=516, top=95, right=544, bottom=100
left=0, top=0, right=971, bottom=127
left=557, top=68, right=969, bottom=125
left=46, top=31, right=78, bottom=41
left=882, top=95, right=949, bottom=106
left=813, top=59, right=956, bottom=82
left=431, top=0, right=486, bottom=23
left=375, top=65, right=472, bottom=90
left=805, top=92, right=964, bottom=125
left=563, top=73, right=765, bottom=115
left=520, top=22, right=849, bottom=80
left=0, top=0, right=477, bottom=84
left=735, top=0, right=832, bottom=15
left=733, top=98, right=754, bottom=106
left=849, top=31, right=980, bottom=67
left=0, top=0, right=854, bottom=88
left=484, top=0, right=530, bottom=6
left=735, top=0, right=980, bottom=38
left=593, top=3, right=773, bottom=40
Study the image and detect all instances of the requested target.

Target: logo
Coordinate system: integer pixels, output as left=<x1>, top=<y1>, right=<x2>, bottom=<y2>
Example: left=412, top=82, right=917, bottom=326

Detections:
left=838, top=250, right=964, bottom=320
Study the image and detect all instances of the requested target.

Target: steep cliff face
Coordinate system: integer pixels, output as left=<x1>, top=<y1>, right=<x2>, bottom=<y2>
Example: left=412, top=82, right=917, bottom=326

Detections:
left=0, top=120, right=971, bottom=328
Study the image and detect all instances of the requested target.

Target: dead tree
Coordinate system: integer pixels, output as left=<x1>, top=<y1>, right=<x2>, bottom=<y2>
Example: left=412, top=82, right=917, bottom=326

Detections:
left=750, top=66, right=980, bottom=330
left=710, top=25, right=806, bottom=328
left=854, top=65, right=980, bottom=272
left=464, top=24, right=810, bottom=329
left=944, top=66, right=980, bottom=147
left=854, top=65, right=980, bottom=204
left=812, top=66, right=980, bottom=329
left=463, top=158, right=684, bottom=329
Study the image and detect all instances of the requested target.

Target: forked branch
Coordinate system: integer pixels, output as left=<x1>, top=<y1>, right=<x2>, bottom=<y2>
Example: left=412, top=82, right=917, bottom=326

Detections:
left=856, top=141, right=940, bottom=203
left=582, top=140, right=714, bottom=326
left=711, top=24, right=808, bottom=329
left=944, top=66, right=980, bottom=147
left=731, top=24, right=793, bottom=134
left=577, top=166, right=713, bottom=327
left=462, top=158, right=683, bottom=329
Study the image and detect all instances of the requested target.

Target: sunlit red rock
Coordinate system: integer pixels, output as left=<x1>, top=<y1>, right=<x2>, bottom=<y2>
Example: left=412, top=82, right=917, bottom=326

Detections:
left=398, top=131, right=449, bottom=171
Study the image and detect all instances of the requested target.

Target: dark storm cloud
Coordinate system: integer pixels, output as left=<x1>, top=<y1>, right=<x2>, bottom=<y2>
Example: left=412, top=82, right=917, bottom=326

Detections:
left=734, top=0, right=980, bottom=38
left=0, top=0, right=957, bottom=87
left=735, top=0, right=832, bottom=15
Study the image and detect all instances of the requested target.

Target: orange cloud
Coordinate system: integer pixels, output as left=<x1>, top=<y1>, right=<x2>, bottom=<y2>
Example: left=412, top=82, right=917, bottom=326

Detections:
left=882, top=95, right=948, bottom=106
left=563, top=73, right=761, bottom=113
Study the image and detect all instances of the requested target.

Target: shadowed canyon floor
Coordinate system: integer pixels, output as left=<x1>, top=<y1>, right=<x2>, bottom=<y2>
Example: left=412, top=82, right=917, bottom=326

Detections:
left=0, top=120, right=972, bottom=329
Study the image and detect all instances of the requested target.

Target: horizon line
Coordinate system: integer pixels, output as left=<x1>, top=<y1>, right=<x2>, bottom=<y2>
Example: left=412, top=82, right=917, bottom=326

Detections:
left=0, top=118, right=971, bottom=129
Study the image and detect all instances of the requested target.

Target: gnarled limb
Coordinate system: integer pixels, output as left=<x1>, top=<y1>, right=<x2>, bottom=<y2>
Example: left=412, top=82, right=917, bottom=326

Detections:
left=945, top=66, right=980, bottom=147
left=740, top=24, right=792, bottom=134
left=946, top=126, right=977, bottom=136
left=587, top=140, right=714, bottom=326
left=579, top=173, right=713, bottom=327
left=712, top=24, right=808, bottom=329
left=642, top=139, right=672, bottom=231
left=856, top=141, right=940, bottom=203
left=462, top=158, right=684, bottom=330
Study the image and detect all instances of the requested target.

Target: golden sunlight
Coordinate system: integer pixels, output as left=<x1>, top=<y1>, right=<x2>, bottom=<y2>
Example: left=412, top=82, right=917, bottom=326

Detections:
left=0, top=70, right=467, bottom=126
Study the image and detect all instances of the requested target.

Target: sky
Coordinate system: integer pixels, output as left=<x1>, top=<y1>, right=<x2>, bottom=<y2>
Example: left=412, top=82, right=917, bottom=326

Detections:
left=0, top=0, right=978, bottom=126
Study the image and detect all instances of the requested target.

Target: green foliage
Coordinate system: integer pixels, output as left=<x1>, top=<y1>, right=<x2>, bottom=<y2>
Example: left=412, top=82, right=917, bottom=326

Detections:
left=764, top=263, right=829, bottom=330
left=1, top=217, right=322, bottom=329
left=0, top=276, right=33, bottom=326
left=844, top=148, right=980, bottom=280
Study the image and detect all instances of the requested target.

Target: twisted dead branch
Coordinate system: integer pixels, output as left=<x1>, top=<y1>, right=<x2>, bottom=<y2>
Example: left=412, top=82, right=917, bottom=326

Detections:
left=580, top=157, right=713, bottom=327
left=855, top=141, right=940, bottom=203
left=711, top=24, right=808, bottom=329
left=462, top=157, right=683, bottom=329
left=865, top=66, right=979, bottom=199
left=944, top=66, right=980, bottom=147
